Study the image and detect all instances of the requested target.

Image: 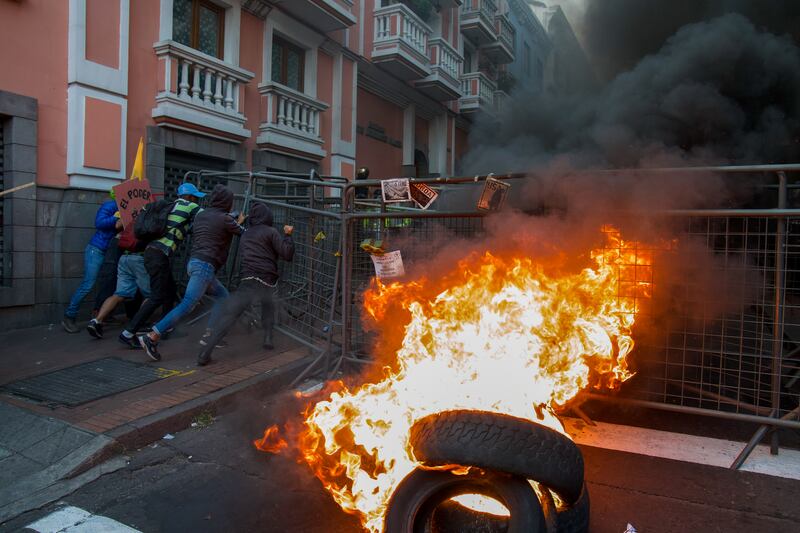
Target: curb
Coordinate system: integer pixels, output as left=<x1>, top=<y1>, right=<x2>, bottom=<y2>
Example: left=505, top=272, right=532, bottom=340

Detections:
left=79, top=354, right=316, bottom=470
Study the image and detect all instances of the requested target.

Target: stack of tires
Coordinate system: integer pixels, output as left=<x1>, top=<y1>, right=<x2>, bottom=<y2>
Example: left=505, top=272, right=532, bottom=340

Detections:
left=385, top=410, right=590, bottom=533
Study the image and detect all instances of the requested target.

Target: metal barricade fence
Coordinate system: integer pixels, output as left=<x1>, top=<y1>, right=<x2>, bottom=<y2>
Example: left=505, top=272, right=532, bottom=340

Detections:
left=624, top=215, right=797, bottom=416
left=586, top=209, right=800, bottom=465
left=171, top=166, right=800, bottom=467
left=344, top=211, right=486, bottom=360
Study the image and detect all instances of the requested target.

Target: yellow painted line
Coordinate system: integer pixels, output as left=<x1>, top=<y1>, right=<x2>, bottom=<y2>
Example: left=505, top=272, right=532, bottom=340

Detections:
left=155, top=368, right=196, bottom=379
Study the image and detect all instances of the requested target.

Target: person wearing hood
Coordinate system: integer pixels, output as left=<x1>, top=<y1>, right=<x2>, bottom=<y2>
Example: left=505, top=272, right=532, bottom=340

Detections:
left=196, top=201, right=294, bottom=366
left=139, top=184, right=245, bottom=361
left=62, top=192, right=123, bottom=333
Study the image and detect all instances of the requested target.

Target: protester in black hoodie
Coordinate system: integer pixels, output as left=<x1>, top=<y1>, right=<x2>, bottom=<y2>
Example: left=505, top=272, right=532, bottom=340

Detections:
left=197, top=201, right=294, bottom=366
left=139, top=184, right=245, bottom=361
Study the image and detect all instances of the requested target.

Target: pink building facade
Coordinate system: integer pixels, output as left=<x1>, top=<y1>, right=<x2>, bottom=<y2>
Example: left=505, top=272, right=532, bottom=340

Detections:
left=0, top=0, right=523, bottom=328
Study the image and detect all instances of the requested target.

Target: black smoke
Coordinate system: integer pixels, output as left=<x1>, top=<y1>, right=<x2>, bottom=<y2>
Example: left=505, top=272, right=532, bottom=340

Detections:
left=582, top=0, right=800, bottom=81
left=462, top=12, right=800, bottom=173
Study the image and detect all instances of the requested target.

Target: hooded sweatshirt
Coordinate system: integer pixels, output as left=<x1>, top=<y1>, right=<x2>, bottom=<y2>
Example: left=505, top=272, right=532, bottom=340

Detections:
left=239, top=202, right=294, bottom=283
left=89, top=199, right=120, bottom=251
left=190, top=184, right=244, bottom=270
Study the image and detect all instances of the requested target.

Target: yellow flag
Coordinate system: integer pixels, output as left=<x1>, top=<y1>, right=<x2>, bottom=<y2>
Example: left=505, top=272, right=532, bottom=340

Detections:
left=130, top=137, right=144, bottom=181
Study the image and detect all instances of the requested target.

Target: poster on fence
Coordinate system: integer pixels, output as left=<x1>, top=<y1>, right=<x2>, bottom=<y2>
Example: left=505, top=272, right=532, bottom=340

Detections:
left=410, top=182, right=439, bottom=210
left=381, top=178, right=412, bottom=203
left=113, top=178, right=153, bottom=228
left=477, top=177, right=510, bottom=212
left=371, top=250, right=405, bottom=279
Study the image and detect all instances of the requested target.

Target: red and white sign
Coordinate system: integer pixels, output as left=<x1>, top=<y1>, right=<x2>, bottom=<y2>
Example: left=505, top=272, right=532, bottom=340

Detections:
left=113, top=178, right=153, bottom=228
left=410, top=183, right=439, bottom=210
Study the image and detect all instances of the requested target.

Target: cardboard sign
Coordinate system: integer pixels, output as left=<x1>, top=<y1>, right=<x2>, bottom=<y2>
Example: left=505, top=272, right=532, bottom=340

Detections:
left=371, top=250, right=405, bottom=279
left=113, top=178, right=154, bottom=228
left=477, top=177, right=510, bottom=212
left=410, top=182, right=439, bottom=210
left=381, top=178, right=412, bottom=203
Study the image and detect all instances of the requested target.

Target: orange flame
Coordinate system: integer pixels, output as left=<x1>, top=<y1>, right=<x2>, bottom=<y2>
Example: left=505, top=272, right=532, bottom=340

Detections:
left=253, top=425, right=288, bottom=453
left=265, top=227, right=662, bottom=532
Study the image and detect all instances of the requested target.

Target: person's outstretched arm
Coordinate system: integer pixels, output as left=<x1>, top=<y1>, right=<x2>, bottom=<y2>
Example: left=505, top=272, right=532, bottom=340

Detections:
left=273, top=226, right=295, bottom=261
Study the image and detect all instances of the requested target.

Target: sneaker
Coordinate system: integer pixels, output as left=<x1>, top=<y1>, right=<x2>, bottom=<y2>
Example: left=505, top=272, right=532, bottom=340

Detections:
left=61, top=316, right=80, bottom=334
left=138, top=335, right=161, bottom=361
left=118, top=332, right=140, bottom=349
left=199, top=330, right=227, bottom=348
left=197, top=346, right=214, bottom=367
left=86, top=319, right=104, bottom=339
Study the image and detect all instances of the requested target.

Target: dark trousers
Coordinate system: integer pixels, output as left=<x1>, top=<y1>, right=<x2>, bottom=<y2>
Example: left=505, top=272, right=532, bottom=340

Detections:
left=202, top=279, right=276, bottom=358
left=124, top=246, right=177, bottom=334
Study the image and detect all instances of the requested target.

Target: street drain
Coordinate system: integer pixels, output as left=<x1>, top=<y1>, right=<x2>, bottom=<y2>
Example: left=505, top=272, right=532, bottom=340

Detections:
left=1, top=357, right=167, bottom=406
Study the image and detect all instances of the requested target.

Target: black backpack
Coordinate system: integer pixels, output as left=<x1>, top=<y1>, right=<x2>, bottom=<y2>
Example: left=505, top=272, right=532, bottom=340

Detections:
left=133, top=199, right=175, bottom=241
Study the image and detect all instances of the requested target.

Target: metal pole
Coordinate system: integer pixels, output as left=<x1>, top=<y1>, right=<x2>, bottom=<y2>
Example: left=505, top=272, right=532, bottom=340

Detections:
left=226, top=172, right=253, bottom=288
left=730, top=406, right=800, bottom=470
left=584, top=394, right=800, bottom=430
left=681, top=384, right=773, bottom=416
left=322, top=246, right=343, bottom=378
left=338, top=216, right=351, bottom=375
left=663, top=209, right=800, bottom=217
left=730, top=411, right=775, bottom=470
left=770, top=171, right=788, bottom=454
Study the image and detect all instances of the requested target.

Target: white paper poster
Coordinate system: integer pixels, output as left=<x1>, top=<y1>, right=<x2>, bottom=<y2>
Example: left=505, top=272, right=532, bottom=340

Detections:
left=381, top=178, right=412, bottom=203
left=370, top=250, right=405, bottom=279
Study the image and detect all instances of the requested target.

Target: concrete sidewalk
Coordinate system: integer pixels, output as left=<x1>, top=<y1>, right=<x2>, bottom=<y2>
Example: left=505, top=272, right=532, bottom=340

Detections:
left=0, top=318, right=314, bottom=524
left=0, top=403, right=124, bottom=524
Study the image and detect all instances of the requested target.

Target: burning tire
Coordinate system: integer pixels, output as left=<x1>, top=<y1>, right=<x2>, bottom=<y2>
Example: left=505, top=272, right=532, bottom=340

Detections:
left=554, top=483, right=590, bottom=533
left=384, top=468, right=546, bottom=533
left=409, top=410, right=585, bottom=505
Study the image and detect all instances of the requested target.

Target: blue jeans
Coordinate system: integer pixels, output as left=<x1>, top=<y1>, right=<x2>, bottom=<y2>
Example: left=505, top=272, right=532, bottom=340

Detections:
left=65, top=244, right=106, bottom=318
left=114, top=254, right=151, bottom=299
left=152, top=258, right=228, bottom=336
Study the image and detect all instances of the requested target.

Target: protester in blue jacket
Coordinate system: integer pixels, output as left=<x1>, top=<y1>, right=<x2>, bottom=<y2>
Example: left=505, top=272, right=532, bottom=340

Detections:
left=62, top=195, right=122, bottom=333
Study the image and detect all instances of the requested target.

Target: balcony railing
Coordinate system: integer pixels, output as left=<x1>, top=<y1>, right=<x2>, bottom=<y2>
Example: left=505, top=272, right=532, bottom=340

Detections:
left=496, top=13, right=515, bottom=54
left=494, top=89, right=510, bottom=115
left=371, top=3, right=432, bottom=79
left=461, top=0, right=497, bottom=20
left=460, top=0, right=498, bottom=44
left=481, top=12, right=515, bottom=63
left=460, top=71, right=496, bottom=113
left=431, top=38, right=461, bottom=81
left=257, top=82, right=329, bottom=158
left=152, top=40, right=254, bottom=140
left=375, top=3, right=430, bottom=56
left=414, top=37, right=463, bottom=101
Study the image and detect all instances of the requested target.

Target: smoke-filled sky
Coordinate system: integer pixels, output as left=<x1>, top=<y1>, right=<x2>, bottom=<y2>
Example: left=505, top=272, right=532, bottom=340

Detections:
left=578, top=0, right=800, bottom=81
left=462, top=2, right=800, bottom=173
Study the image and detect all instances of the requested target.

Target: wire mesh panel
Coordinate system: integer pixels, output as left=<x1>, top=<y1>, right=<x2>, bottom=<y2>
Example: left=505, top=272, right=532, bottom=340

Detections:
left=267, top=201, right=342, bottom=351
left=619, top=216, right=800, bottom=419
left=0, top=120, right=5, bottom=283
left=345, top=213, right=486, bottom=358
